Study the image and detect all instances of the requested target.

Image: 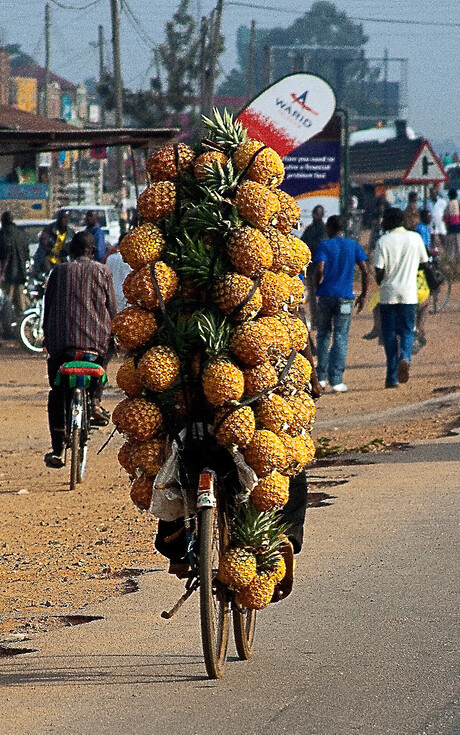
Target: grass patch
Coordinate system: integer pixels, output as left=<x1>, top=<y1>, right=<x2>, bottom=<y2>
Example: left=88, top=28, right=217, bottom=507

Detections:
left=315, top=436, right=386, bottom=458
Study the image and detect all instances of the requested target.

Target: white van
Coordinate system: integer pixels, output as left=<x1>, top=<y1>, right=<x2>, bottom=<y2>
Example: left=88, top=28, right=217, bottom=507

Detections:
left=54, top=205, right=121, bottom=248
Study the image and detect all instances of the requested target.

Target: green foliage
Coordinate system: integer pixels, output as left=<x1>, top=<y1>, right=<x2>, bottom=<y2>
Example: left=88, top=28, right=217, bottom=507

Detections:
left=315, top=436, right=386, bottom=458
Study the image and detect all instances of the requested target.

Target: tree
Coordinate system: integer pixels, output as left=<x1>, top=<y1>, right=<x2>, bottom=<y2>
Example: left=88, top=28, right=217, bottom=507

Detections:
left=218, top=1, right=386, bottom=124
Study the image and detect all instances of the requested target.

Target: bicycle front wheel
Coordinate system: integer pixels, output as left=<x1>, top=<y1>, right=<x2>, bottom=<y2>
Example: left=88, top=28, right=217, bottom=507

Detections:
left=430, top=274, right=451, bottom=313
left=233, top=605, right=257, bottom=660
left=70, top=426, right=81, bottom=490
left=199, top=505, right=230, bottom=679
left=19, top=312, right=44, bottom=353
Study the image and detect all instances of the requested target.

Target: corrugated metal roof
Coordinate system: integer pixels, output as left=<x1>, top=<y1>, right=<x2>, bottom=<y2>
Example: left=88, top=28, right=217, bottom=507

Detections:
left=11, top=63, right=77, bottom=92
left=350, top=136, right=424, bottom=182
left=0, top=104, right=71, bottom=132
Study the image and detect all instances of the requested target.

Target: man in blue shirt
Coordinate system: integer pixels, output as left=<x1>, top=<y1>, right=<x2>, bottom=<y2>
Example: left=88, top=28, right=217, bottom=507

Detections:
left=85, top=210, right=106, bottom=262
left=314, top=215, right=369, bottom=392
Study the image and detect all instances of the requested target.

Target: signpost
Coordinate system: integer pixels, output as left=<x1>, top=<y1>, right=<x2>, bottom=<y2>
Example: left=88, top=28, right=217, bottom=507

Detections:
left=402, top=140, right=447, bottom=205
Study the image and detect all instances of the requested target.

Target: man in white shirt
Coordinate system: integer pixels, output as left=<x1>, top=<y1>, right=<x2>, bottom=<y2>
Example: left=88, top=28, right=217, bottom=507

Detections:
left=427, top=187, right=447, bottom=250
left=105, top=247, right=132, bottom=312
left=374, top=208, right=428, bottom=388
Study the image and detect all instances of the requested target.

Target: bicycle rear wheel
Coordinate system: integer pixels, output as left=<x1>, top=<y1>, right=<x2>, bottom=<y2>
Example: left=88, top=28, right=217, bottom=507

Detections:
left=199, top=504, right=230, bottom=679
left=232, top=604, right=257, bottom=660
left=430, top=273, right=451, bottom=313
left=70, top=426, right=81, bottom=490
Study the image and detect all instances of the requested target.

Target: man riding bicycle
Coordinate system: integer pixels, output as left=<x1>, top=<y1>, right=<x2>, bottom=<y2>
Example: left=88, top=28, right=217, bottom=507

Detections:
left=43, top=231, right=117, bottom=468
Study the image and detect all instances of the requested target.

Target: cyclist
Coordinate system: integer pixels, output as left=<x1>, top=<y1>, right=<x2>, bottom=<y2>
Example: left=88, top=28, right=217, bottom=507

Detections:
left=43, top=231, right=117, bottom=468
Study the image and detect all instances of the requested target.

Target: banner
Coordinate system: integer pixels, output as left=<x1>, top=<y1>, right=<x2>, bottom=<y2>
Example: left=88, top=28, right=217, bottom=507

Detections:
left=237, top=74, right=340, bottom=228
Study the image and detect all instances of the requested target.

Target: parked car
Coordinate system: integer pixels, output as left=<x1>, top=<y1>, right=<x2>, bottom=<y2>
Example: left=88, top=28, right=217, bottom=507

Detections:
left=54, top=205, right=121, bottom=248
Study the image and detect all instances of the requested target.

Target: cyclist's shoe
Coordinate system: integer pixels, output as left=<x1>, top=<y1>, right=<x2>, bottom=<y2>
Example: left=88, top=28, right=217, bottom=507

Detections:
left=44, top=452, right=65, bottom=469
left=168, top=561, right=191, bottom=578
left=91, top=405, right=110, bottom=426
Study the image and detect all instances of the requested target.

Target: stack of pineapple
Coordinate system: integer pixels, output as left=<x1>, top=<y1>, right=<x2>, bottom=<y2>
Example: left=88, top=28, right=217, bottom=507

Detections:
left=112, top=109, right=316, bottom=608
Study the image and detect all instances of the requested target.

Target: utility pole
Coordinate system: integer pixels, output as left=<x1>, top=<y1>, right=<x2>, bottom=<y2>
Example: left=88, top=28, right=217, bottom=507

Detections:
left=200, top=0, right=223, bottom=123
left=98, top=24, right=106, bottom=126
left=110, top=0, right=125, bottom=198
left=44, top=3, right=50, bottom=117
left=247, top=20, right=256, bottom=101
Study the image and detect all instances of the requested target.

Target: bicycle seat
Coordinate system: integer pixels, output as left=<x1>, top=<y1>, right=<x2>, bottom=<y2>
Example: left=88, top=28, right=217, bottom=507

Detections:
left=55, top=361, right=107, bottom=388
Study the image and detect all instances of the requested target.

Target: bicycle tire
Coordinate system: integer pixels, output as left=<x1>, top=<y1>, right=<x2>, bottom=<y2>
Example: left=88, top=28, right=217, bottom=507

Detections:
left=430, top=273, right=452, bottom=313
left=18, top=312, right=44, bottom=353
left=232, top=604, right=257, bottom=660
left=70, top=426, right=81, bottom=491
left=199, top=504, right=230, bottom=679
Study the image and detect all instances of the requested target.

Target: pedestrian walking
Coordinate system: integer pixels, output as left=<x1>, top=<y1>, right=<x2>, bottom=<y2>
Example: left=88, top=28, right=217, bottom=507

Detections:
left=374, top=208, right=428, bottom=388
left=403, top=191, right=421, bottom=231
left=427, top=187, right=447, bottom=252
left=443, top=189, right=460, bottom=266
left=43, top=231, right=117, bottom=468
left=85, top=209, right=106, bottom=263
left=0, top=210, right=30, bottom=314
left=34, top=210, right=75, bottom=277
left=300, top=204, right=326, bottom=328
left=105, top=245, right=132, bottom=312
left=313, top=215, right=369, bottom=393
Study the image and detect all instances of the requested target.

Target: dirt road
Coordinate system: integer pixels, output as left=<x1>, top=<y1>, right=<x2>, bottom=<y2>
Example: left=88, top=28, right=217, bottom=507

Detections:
left=1, top=283, right=459, bottom=637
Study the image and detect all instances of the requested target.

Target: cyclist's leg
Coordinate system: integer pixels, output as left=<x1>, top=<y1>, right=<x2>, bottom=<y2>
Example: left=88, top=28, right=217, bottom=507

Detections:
left=45, top=353, right=67, bottom=466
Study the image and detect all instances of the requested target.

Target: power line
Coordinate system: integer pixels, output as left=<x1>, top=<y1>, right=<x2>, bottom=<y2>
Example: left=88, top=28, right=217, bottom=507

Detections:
left=48, top=0, right=102, bottom=9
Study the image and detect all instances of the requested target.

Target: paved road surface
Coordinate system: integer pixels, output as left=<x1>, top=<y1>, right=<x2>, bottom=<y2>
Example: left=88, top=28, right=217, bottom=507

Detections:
left=1, top=436, right=459, bottom=735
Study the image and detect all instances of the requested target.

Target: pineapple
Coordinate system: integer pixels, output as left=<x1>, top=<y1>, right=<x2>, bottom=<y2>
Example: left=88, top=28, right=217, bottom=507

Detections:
left=193, top=150, right=228, bottom=180
left=285, top=393, right=316, bottom=435
left=235, top=572, right=276, bottom=610
left=133, top=437, right=166, bottom=477
left=264, top=227, right=295, bottom=273
left=111, top=398, right=130, bottom=426
left=129, top=262, right=178, bottom=310
left=273, top=189, right=301, bottom=234
left=118, top=439, right=139, bottom=476
left=259, top=271, right=291, bottom=315
left=277, top=353, right=312, bottom=396
left=130, top=473, right=154, bottom=510
left=278, top=432, right=312, bottom=476
left=275, top=312, right=309, bottom=351
left=226, top=226, right=273, bottom=278
left=214, top=405, right=255, bottom=448
left=230, top=317, right=291, bottom=366
left=243, top=362, right=278, bottom=396
left=284, top=234, right=311, bottom=275
left=195, top=312, right=245, bottom=406
left=116, top=357, right=144, bottom=397
left=250, top=471, right=290, bottom=511
left=243, top=429, right=287, bottom=477
left=112, top=397, right=163, bottom=441
left=234, top=181, right=280, bottom=230
left=232, top=139, right=285, bottom=188
left=202, top=107, right=247, bottom=150
left=146, top=143, right=195, bottom=181
left=288, top=276, right=305, bottom=307
left=217, top=548, right=257, bottom=589
left=137, top=181, right=177, bottom=222
left=213, top=273, right=262, bottom=322
left=111, top=306, right=157, bottom=351
left=138, top=345, right=180, bottom=392
left=119, top=223, right=165, bottom=270
left=122, top=270, right=139, bottom=305
left=256, top=394, right=295, bottom=434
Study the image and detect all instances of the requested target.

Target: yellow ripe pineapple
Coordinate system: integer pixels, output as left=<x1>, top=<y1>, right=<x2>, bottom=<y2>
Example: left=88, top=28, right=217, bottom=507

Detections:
left=259, top=316, right=292, bottom=357
left=217, top=548, right=257, bottom=589
left=284, top=233, right=311, bottom=275
left=111, top=306, right=157, bottom=351
left=256, top=394, right=295, bottom=434
left=117, top=439, right=139, bottom=476
left=232, top=139, right=285, bottom=188
left=277, top=353, right=312, bottom=396
left=273, top=189, right=301, bottom=234
left=266, top=552, right=287, bottom=583
left=213, top=273, right=262, bottom=322
left=134, top=438, right=166, bottom=477
left=122, top=270, right=138, bottom=305
left=146, top=143, right=195, bottom=181
left=259, top=271, right=291, bottom=315
left=250, top=471, right=290, bottom=511
left=285, top=393, right=316, bottom=435
left=130, top=473, right=154, bottom=510
left=275, top=312, right=309, bottom=351
left=113, top=397, right=163, bottom=442
left=243, top=362, right=278, bottom=396
left=230, top=317, right=290, bottom=366
left=234, top=180, right=280, bottom=230
left=116, top=357, right=144, bottom=397
left=119, top=223, right=165, bottom=270
left=243, top=429, right=287, bottom=477
left=111, top=398, right=130, bottom=427
left=278, top=432, right=312, bottom=476
left=202, top=360, right=244, bottom=406
left=138, top=345, right=180, bottom=392
left=137, top=181, right=176, bottom=222
left=264, top=227, right=295, bottom=273
left=235, top=571, right=276, bottom=610
left=193, top=150, right=228, bottom=180
left=129, top=262, right=178, bottom=310
left=226, top=226, right=273, bottom=278
left=288, top=275, right=305, bottom=307
left=214, top=405, right=255, bottom=448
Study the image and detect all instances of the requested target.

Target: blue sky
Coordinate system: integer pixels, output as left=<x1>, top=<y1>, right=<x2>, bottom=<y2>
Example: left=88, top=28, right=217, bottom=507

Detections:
left=2, top=0, right=459, bottom=150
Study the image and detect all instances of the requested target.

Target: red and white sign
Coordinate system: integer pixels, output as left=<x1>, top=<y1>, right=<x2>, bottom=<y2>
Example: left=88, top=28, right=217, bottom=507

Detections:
left=237, top=73, right=336, bottom=157
left=403, top=140, right=447, bottom=184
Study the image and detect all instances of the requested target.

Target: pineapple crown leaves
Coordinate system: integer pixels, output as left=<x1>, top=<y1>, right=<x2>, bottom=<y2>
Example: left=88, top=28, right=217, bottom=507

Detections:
left=202, top=107, right=247, bottom=151
left=197, top=159, right=242, bottom=197
left=180, top=199, right=243, bottom=239
left=230, top=500, right=289, bottom=552
left=156, top=310, right=200, bottom=360
left=193, top=309, right=232, bottom=359
left=166, top=233, right=229, bottom=287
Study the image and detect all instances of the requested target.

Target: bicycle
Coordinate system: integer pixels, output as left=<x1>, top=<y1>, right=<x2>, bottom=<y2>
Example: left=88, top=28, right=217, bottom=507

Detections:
left=56, top=351, right=107, bottom=491
left=160, top=434, right=257, bottom=679
left=427, top=253, right=452, bottom=314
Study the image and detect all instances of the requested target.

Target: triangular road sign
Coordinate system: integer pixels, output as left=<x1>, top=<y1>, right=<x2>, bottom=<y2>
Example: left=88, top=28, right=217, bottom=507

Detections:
left=403, top=140, right=447, bottom=183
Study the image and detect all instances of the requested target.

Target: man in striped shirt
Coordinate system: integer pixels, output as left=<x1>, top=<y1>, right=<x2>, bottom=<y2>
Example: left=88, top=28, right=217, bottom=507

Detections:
left=43, top=231, right=117, bottom=468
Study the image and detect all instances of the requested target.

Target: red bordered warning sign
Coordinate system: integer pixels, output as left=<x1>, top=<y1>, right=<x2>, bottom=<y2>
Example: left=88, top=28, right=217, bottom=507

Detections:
left=402, top=140, right=447, bottom=184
